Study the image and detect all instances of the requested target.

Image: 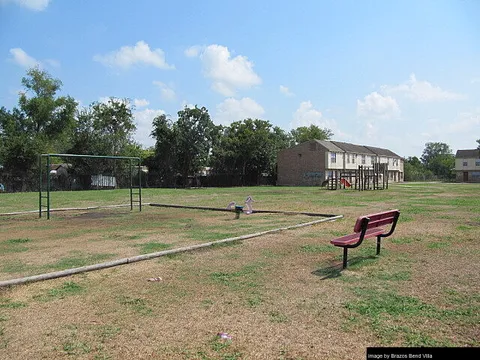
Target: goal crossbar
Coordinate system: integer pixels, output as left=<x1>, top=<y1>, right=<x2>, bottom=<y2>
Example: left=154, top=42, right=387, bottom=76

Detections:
left=38, top=153, right=142, bottom=219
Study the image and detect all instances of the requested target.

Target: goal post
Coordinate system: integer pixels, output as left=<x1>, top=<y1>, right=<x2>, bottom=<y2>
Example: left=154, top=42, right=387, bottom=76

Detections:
left=38, top=153, right=142, bottom=219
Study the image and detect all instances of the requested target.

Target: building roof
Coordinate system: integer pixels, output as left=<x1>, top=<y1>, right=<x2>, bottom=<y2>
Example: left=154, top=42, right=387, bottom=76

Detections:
left=330, top=141, right=376, bottom=155
left=456, top=149, right=480, bottom=158
left=364, top=145, right=401, bottom=158
left=314, top=140, right=344, bottom=152
left=283, top=139, right=402, bottom=158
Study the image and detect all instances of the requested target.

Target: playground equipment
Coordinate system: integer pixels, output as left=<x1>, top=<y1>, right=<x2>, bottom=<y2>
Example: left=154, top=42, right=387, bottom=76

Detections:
left=38, top=153, right=142, bottom=219
left=324, top=163, right=389, bottom=191
left=226, top=196, right=254, bottom=218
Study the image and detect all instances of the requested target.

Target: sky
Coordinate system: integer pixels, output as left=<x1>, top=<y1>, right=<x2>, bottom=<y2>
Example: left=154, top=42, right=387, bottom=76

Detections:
left=0, top=0, right=479, bottom=158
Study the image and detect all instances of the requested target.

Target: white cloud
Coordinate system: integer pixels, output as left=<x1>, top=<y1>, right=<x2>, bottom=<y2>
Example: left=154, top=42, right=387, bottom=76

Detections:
left=215, top=97, right=265, bottom=125
left=93, top=41, right=174, bottom=70
left=189, top=44, right=261, bottom=96
left=8, top=48, right=39, bottom=68
left=381, top=74, right=465, bottom=102
left=153, top=81, right=176, bottom=101
left=184, top=45, right=203, bottom=58
left=357, top=92, right=400, bottom=119
left=1, top=0, right=50, bottom=11
left=44, top=58, right=60, bottom=68
left=291, top=100, right=347, bottom=140
left=292, top=101, right=323, bottom=128
left=444, top=110, right=480, bottom=134
left=279, top=85, right=294, bottom=97
left=134, top=108, right=165, bottom=147
left=134, top=98, right=149, bottom=107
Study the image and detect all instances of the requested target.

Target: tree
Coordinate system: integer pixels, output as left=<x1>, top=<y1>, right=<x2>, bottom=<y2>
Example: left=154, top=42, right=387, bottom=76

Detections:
left=0, top=68, right=77, bottom=191
left=420, top=142, right=454, bottom=180
left=68, top=98, right=136, bottom=156
left=19, top=67, right=77, bottom=140
left=210, top=119, right=291, bottom=185
left=91, top=98, right=136, bottom=155
left=175, top=106, right=218, bottom=186
left=404, top=156, right=433, bottom=181
left=290, top=125, right=333, bottom=144
left=421, top=142, right=452, bottom=166
left=0, top=107, right=40, bottom=190
left=477, top=139, right=480, bottom=150
left=150, top=113, right=178, bottom=187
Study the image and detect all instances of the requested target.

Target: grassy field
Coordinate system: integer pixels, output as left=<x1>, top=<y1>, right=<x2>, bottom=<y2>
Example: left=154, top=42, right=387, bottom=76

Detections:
left=0, top=183, right=479, bottom=359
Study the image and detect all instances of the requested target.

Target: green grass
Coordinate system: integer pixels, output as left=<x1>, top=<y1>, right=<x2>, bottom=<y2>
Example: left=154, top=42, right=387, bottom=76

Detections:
left=0, top=298, right=27, bottom=309
left=1, top=260, right=31, bottom=274
left=209, top=262, right=266, bottom=290
left=269, top=310, right=289, bottom=323
left=300, top=244, right=335, bottom=253
left=373, top=271, right=411, bottom=281
left=117, top=296, right=153, bottom=316
left=134, top=242, right=173, bottom=254
left=344, top=285, right=479, bottom=345
left=0, top=238, right=32, bottom=254
left=44, top=252, right=118, bottom=271
left=33, top=281, right=85, bottom=302
left=5, top=238, right=31, bottom=244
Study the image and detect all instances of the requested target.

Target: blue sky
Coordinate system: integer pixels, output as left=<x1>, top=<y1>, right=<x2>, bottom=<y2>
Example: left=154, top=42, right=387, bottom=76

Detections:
left=1, top=0, right=479, bottom=157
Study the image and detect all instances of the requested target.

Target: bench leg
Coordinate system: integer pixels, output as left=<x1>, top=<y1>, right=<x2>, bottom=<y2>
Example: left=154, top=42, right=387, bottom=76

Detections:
left=376, top=236, right=381, bottom=255
left=343, top=247, right=348, bottom=269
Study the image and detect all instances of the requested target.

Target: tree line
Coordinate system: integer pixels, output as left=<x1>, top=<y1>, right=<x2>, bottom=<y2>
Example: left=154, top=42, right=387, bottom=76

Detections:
left=2, top=68, right=476, bottom=190
left=404, top=140, right=480, bottom=182
left=0, top=68, right=332, bottom=190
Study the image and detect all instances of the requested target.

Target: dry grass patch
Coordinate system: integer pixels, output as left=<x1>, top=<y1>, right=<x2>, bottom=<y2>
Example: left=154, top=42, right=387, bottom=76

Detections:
left=0, top=183, right=479, bottom=359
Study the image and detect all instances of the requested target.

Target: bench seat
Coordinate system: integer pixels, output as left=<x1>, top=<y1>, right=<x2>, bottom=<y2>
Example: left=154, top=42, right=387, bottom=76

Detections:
left=329, top=209, right=400, bottom=269
left=331, top=227, right=385, bottom=246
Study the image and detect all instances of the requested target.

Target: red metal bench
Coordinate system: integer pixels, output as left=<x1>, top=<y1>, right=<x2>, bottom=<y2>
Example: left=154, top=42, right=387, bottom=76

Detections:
left=330, top=209, right=400, bottom=269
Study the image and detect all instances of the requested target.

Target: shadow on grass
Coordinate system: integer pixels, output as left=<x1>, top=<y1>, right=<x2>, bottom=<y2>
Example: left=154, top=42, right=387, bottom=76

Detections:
left=312, top=255, right=377, bottom=279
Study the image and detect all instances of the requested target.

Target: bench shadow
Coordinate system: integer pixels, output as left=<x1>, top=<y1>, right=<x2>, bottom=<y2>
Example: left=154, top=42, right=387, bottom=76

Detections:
left=312, top=255, right=377, bottom=279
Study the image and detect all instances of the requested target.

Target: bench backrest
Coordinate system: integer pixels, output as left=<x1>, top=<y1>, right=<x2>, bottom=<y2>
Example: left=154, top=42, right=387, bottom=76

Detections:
left=353, top=209, right=400, bottom=233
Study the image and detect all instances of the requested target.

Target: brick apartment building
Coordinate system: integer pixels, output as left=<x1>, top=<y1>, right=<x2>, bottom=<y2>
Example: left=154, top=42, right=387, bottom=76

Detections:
left=277, top=140, right=404, bottom=186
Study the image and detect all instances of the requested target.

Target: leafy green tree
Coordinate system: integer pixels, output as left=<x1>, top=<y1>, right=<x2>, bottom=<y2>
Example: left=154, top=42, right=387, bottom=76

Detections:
left=174, top=106, right=218, bottom=186
left=68, top=98, right=136, bottom=156
left=19, top=67, right=77, bottom=146
left=65, top=99, right=137, bottom=188
left=0, top=68, right=77, bottom=190
left=91, top=98, right=136, bottom=155
left=210, top=119, right=290, bottom=185
left=420, top=142, right=451, bottom=166
left=404, top=156, right=433, bottom=181
left=150, top=113, right=178, bottom=187
left=290, top=124, right=333, bottom=144
left=0, top=107, right=40, bottom=190
left=420, top=142, right=454, bottom=180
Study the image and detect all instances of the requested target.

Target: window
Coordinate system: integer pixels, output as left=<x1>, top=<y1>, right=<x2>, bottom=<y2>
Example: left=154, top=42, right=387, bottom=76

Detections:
left=352, top=154, right=356, bottom=164
left=347, top=154, right=350, bottom=164
left=361, top=155, right=366, bottom=164
left=463, top=161, right=468, bottom=166
left=471, top=171, right=480, bottom=179
left=476, top=160, right=480, bottom=166
left=330, top=152, right=336, bottom=164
